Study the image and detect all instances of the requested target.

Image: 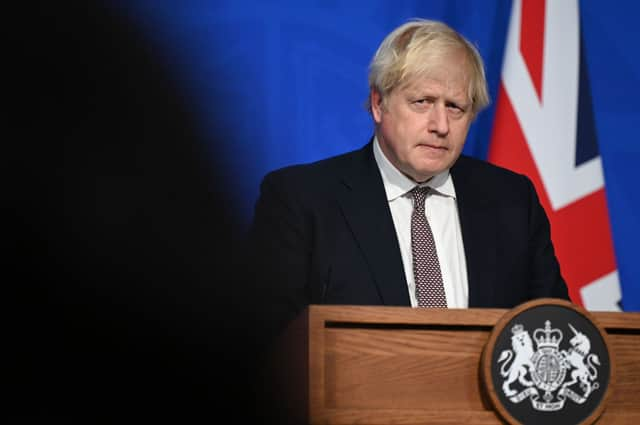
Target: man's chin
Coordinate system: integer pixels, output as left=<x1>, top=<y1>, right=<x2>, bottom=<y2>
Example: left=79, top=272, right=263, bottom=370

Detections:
left=414, top=161, right=451, bottom=179
left=408, top=168, right=444, bottom=183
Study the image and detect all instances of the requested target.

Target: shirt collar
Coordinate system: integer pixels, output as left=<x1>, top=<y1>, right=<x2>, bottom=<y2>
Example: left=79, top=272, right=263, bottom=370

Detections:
left=373, top=135, right=457, bottom=201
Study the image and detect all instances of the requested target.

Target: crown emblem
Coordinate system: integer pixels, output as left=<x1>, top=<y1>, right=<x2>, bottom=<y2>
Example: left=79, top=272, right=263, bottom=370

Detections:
left=533, top=320, right=563, bottom=349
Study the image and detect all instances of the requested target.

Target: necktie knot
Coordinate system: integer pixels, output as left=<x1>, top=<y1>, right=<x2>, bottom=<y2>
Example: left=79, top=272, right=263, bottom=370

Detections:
left=411, top=186, right=430, bottom=213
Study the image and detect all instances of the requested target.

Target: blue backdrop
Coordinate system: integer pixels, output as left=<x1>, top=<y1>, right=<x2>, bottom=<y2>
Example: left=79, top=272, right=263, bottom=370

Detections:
left=111, top=0, right=640, bottom=311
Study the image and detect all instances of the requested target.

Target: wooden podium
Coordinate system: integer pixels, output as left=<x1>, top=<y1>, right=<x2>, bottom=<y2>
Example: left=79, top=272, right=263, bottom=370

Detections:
left=262, top=305, right=640, bottom=424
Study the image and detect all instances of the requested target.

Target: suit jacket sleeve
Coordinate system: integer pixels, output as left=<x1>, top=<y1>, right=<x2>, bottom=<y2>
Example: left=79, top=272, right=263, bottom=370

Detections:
left=524, top=175, right=570, bottom=301
left=244, top=168, right=314, bottom=345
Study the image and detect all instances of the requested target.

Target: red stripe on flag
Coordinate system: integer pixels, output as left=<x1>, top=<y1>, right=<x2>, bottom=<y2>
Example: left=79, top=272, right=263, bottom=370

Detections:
left=520, top=0, right=546, bottom=101
left=553, top=190, right=617, bottom=294
left=488, top=84, right=617, bottom=305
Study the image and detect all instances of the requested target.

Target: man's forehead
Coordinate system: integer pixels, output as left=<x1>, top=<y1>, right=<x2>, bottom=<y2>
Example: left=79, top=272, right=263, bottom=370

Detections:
left=401, top=75, right=470, bottom=100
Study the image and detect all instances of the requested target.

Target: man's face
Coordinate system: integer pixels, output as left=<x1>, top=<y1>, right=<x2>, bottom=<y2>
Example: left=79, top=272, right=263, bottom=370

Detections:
left=371, top=52, right=474, bottom=183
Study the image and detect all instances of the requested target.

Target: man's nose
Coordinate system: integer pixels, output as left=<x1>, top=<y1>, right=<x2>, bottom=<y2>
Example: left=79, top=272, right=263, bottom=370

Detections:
left=428, top=103, right=449, bottom=136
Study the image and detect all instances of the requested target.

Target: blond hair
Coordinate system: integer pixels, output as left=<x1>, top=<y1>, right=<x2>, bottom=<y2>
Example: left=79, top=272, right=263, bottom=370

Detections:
left=366, top=18, right=490, bottom=115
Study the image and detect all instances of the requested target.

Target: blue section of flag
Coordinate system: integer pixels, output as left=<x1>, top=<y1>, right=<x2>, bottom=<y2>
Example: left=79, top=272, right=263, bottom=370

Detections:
left=575, top=34, right=600, bottom=167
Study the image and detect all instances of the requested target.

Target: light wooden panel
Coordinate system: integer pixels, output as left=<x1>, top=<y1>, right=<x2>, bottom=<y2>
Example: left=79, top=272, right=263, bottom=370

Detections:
left=325, top=328, right=490, bottom=410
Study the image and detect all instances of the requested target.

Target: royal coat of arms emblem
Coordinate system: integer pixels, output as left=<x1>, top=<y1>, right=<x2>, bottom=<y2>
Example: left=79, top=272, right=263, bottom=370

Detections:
left=497, top=320, right=601, bottom=411
left=482, top=299, right=613, bottom=425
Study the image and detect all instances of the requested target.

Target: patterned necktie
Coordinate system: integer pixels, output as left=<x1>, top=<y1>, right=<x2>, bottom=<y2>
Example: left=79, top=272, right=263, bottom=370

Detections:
left=410, top=186, right=447, bottom=308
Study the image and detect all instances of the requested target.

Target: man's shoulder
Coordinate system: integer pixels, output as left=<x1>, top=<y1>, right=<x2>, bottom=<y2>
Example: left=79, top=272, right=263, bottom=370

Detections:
left=452, top=155, right=536, bottom=202
left=263, top=144, right=368, bottom=183
left=453, top=155, right=530, bottom=184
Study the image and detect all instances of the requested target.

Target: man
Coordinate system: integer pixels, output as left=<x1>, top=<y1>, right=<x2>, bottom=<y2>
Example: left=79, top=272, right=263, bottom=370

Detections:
left=246, top=18, right=569, bottom=342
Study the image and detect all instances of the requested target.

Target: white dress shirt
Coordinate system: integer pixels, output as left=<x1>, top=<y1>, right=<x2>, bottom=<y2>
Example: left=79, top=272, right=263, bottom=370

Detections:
left=373, top=137, right=469, bottom=308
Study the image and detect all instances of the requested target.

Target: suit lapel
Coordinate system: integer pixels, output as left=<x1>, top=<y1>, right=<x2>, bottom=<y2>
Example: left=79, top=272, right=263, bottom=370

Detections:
left=451, top=157, right=497, bottom=307
left=335, top=143, right=410, bottom=306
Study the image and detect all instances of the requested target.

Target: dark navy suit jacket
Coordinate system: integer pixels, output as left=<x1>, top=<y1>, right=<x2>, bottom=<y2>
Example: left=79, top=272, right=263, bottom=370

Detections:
left=246, top=141, right=569, bottom=338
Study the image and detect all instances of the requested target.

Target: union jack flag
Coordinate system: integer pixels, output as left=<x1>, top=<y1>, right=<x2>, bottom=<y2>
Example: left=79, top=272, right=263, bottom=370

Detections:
left=488, top=0, right=621, bottom=310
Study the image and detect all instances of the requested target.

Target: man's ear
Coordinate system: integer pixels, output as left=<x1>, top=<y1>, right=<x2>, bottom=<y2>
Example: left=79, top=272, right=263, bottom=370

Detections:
left=370, top=89, right=384, bottom=124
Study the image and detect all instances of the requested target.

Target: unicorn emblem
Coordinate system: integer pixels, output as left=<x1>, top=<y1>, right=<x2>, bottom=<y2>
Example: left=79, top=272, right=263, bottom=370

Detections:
left=560, top=323, right=600, bottom=398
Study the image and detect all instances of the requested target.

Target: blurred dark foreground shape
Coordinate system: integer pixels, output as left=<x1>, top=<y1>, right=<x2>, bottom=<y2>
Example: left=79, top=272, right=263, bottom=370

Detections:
left=9, top=1, right=264, bottom=422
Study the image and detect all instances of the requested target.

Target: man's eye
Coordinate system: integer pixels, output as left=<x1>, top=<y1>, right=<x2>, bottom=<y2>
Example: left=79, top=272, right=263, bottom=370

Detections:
left=413, top=98, right=433, bottom=106
left=447, top=103, right=467, bottom=116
